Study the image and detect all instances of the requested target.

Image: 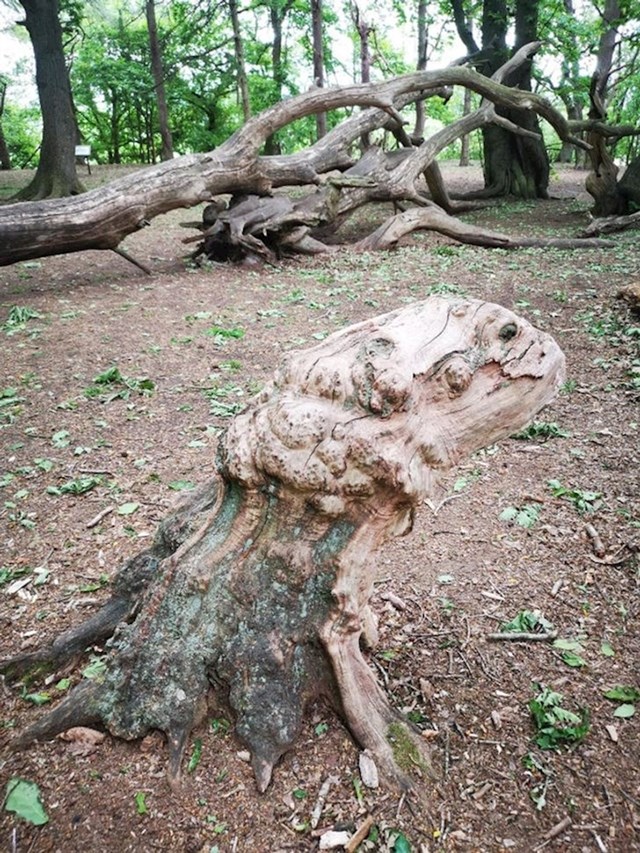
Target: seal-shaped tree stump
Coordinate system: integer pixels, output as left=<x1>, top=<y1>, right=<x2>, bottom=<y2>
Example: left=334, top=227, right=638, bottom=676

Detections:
left=2, top=296, right=565, bottom=793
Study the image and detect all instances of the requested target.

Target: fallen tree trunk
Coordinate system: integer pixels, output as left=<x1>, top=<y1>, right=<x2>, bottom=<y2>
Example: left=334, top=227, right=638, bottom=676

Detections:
left=2, top=296, right=565, bottom=794
left=0, top=43, right=590, bottom=267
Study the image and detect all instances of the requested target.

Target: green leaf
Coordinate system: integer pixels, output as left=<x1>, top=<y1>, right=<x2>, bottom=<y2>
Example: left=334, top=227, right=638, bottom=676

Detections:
left=392, top=831, right=412, bottom=853
left=613, top=704, right=635, bottom=719
left=292, top=788, right=308, bottom=800
left=117, top=502, right=139, bottom=515
left=82, top=656, right=107, bottom=680
left=602, top=686, right=640, bottom=702
left=4, top=779, right=48, bottom=825
left=187, top=738, right=203, bottom=773
left=134, top=791, right=148, bottom=815
left=499, top=506, right=518, bottom=521
left=167, top=480, right=195, bottom=491
left=51, top=430, right=71, bottom=448
left=501, top=610, right=553, bottom=633
left=34, top=458, right=54, bottom=472
left=561, top=651, right=587, bottom=668
left=553, top=638, right=584, bottom=651
left=600, top=641, right=615, bottom=657
left=23, top=692, right=51, bottom=706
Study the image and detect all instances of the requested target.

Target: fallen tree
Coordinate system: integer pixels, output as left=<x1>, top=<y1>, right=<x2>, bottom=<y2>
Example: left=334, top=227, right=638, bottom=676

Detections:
left=2, top=295, right=565, bottom=793
left=0, top=43, right=619, bottom=268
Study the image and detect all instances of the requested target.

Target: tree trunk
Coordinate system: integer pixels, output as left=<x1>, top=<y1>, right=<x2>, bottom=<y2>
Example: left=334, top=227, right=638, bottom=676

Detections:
left=584, top=0, right=626, bottom=216
left=351, top=2, right=373, bottom=149
left=229, top=0, right=252, bottom=122
left=451, top=0, right=549, bottom=198
left=15, top=0, right=83, bottom=200
left=263, top=1, right=293, bottom=156
left=3, top=296, right=566, bottom=793
left=459, top=87, right=472, bottom=166
left=146, top=0, right=174, bottom=162
left=413, top=0, right=428, bottom=140
left=0, top=81, right=11, bottom=170
left=311, top=0, right=327, bottom=140
left=0, top=47, right=595, bottom=266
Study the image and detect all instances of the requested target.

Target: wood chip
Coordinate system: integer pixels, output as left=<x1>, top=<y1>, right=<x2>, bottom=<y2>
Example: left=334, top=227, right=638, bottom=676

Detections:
left=543, top=815, right=572, bottom=841
left=358, top=749, right=379, bottom=788
left=58, top=726, right=106, bottom=756
left=346, top=815, right=374, bottom=853
left=605, top=724, right=619, bottom=743
left=379, top=590, right=407, bottom=610
left=319, top=830, right=351, bottom=850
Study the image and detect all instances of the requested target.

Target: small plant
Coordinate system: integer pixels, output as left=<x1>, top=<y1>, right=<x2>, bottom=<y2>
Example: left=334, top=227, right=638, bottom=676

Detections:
left=2, top=306, right=42, bottom=334
left=548, top=479, right=602, bottom=514
left=187, top=738, right=203, bottom=773
left=205, top=325, right=245, bottom=344
left=529, top=685, right=589, bottom=750
left=602, top=685, right=640, bottom=719
left=47, top=476, right=102, bottom=496
left=499, top=503, right=540, bottom=528
left=512, top=421, right=570, bottom=440
left=500, top=610, right=553, bottom=634
left=85, top=367, right=155, bottom=402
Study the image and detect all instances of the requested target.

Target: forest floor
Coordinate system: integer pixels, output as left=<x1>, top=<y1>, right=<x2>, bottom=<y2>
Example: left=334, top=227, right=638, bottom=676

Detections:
left=0, top=163, right=639, bottom=853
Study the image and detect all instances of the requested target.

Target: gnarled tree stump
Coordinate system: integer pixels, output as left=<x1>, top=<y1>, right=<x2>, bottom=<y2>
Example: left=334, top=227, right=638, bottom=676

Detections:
left=2, top=297, right=565, bottom=793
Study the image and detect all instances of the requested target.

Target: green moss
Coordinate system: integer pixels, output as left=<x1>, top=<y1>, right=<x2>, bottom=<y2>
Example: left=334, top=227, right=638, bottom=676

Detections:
left=386, top=721, right=428, bottom=775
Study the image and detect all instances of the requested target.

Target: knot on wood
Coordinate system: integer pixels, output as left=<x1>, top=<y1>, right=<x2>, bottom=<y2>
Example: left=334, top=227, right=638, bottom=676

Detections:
left=219, top=296, right=565, bottom=514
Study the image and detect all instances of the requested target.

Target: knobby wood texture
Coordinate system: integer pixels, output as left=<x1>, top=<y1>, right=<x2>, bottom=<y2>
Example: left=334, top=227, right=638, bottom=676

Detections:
left=3, top=296, right=565, bottom=795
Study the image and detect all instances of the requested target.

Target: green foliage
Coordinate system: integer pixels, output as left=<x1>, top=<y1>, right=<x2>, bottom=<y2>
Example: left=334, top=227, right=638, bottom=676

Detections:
left=3, top=779, right=48, bottom=826
left=512, top=421, right=570, bottom=440
left=529, top=685, right=589, bottom=750
left=547, top=480, right=603, bottom=514
left=499, top=503, right=540, bottom=528
left=500, top=610, right=553, bottom=633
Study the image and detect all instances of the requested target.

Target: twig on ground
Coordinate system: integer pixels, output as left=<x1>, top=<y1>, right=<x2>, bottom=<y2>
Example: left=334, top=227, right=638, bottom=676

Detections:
left=345, top=816, right=374, bottom=853
left=310, top=776, right=335, bottom=829
left=584, top=522, right=606, bottom=558
left=86, top=506, right=113, bottom=529
left=112, top=247, right=152, bottom=275
left=486, top=630, right=558, bottom=642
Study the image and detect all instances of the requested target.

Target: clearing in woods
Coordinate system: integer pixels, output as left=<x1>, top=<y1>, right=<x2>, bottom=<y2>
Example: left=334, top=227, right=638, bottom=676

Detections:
left=0, top=163, right=638, bottom=852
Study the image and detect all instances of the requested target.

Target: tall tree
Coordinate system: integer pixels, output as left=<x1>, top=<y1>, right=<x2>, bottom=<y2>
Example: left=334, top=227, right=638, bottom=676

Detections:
left=450, top=0, right=549, bottom=198
left=146, top=0, right=174, bottom=161
left=0, top=79, right=12, bottom=170
left=311, top=0, right=327, bottom=139
left=229, top=0, right=252, bottom=121
left=15, top=0, right=83, bottom=199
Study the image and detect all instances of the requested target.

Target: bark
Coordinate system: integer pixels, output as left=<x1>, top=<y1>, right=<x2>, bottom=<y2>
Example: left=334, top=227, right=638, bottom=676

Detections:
left=229, top=0, right=251, bottom=122
left=311, top=0, right=327, bottom=140
left=3, top=296, right=566, bottom=793
left=0, top=81, right=11, bottom=170
left=451, top=0, right=549, bottom=198
left=413, top=0, right=428, bottom=139
left=146, top=0, right=174, bottom=161
left=0, top=44, right=593, bottom=267
left=584, top=0, right=625, bottom=216
left=263, top=0, right=293, bottom=156
left=15, top=0, right=83, bottom=199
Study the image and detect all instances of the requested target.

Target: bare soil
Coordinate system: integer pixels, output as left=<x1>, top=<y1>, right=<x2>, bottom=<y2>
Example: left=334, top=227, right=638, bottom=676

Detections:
left=0, top=164, right=639, bottom=853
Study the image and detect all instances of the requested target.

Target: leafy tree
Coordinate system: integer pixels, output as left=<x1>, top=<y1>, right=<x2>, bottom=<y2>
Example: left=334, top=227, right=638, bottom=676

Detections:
left=448, top=0, right=550, bottom=198
left=13, top=0, right=83, bottom=198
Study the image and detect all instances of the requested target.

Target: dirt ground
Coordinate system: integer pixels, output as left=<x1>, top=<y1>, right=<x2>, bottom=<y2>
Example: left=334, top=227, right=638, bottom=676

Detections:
left=0, top=163, right=639, bottom=852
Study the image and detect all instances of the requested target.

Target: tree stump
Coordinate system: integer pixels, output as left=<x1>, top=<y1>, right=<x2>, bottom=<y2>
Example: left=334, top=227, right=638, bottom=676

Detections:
left=3, top=297, right=565, bottom=793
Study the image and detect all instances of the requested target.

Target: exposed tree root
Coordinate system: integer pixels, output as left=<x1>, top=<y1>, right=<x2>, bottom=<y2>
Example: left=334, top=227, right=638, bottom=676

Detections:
left=354, top=204, right=615, bottom=251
